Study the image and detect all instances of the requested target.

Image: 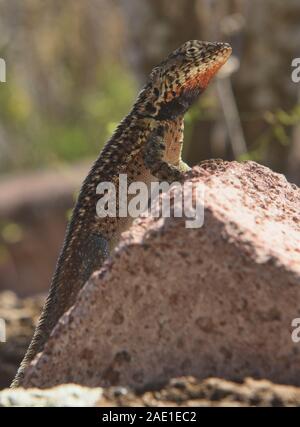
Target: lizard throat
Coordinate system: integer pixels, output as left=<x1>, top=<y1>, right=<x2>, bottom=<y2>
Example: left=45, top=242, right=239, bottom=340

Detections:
left=186, top=59, right=228, bottom=91
left=155, top=86, right=202, bottom=121
left=155, top=61, right=227, bottom=121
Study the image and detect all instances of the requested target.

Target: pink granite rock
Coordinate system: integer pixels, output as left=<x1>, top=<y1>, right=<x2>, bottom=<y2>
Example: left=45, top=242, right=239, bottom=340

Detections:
left=21, top=160, right=300, bottom=389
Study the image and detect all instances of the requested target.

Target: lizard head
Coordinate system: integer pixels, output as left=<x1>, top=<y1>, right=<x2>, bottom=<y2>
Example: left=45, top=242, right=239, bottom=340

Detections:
left=136, top=40, right=232, bottom=121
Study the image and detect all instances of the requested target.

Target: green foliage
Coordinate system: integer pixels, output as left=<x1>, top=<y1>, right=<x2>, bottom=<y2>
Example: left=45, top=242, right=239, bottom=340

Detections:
left=0, top=64, right=136, bottom=173
left=240, top=105, right=300, bottom=162
left=1, top=222, right=23, bottom=244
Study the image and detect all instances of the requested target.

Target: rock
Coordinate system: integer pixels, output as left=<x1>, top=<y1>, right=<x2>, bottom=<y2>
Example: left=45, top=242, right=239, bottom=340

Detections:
left=0, top=384, right=102, bottom=407
left=0, top=291, right=44, bottom=388
left=21, top=160, right=300, bottom=389
left=101, top=376, right=300, bottom=407
left=2, top=376, right=300, bottom=406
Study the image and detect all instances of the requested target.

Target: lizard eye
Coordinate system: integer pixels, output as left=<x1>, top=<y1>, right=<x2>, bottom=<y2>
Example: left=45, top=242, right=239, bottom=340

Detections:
left=185, top=46, right=200, bottom=60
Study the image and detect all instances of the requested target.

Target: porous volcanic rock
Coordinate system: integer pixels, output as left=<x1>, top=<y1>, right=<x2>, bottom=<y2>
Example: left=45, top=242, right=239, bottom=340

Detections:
left=0, top=291, right=44, bottom=388
left=2, top=377, right=300, bottom=407
left=21, top=160, right=300, bottom=389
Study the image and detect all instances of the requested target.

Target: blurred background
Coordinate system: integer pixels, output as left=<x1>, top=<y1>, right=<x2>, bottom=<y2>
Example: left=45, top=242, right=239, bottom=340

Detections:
left=0, top=0, right=300, bottom=386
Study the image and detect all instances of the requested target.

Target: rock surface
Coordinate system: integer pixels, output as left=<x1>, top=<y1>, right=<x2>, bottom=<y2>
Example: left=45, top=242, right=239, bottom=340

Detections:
left=0, top=291, right=44, bottom=388
left=0, top=384, right=102, bottom=407
left=2, top=377, right=300, bottom=407
left=21, top=160, right=300, bottom=389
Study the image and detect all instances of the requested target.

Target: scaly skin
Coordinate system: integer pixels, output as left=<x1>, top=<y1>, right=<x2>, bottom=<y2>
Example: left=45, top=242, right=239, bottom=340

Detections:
left=12, top=40, right=232, bottom=387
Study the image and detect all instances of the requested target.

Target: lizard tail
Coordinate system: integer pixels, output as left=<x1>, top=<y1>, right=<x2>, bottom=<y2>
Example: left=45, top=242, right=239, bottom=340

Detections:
left=11, top=229, right=109, bottom=388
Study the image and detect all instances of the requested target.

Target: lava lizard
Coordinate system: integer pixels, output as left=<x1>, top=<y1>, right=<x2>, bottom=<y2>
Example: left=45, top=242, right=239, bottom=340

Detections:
left=12, top=40, right=232, bottom=387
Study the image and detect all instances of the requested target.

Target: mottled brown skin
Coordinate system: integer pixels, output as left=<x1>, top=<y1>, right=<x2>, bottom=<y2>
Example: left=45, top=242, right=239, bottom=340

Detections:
left=12, top=40, right=231, bottom=387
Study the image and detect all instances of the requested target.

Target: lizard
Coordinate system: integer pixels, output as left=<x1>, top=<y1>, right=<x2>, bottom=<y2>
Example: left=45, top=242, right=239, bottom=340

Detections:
left=12, top=40, right=232, bottom=387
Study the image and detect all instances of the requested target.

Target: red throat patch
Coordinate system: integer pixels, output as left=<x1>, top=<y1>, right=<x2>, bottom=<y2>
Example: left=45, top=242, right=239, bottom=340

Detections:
left=185, top=58, right=228, bottom=91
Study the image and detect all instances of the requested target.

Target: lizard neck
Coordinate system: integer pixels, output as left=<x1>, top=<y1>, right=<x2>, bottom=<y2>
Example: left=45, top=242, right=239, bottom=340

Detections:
left=160, top=116, right=185, bottom=166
